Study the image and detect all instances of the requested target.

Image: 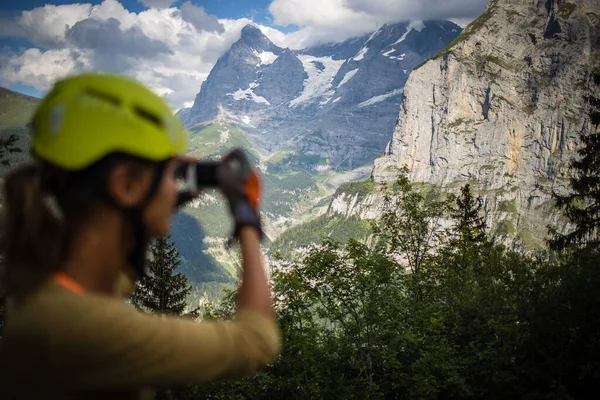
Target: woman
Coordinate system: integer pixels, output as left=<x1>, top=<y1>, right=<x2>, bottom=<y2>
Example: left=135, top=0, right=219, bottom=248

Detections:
left=0, top=73, right=281, bottom=399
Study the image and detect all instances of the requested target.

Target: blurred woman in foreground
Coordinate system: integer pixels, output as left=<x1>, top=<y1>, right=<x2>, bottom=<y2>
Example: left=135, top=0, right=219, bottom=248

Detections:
left=0, top=73, right=280, bottom=399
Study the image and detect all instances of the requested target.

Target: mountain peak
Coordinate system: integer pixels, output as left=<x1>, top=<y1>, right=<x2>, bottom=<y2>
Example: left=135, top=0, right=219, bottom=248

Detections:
left=239, top=24, right=280, bottom=53
left=241, top=24, right=263, bottom=38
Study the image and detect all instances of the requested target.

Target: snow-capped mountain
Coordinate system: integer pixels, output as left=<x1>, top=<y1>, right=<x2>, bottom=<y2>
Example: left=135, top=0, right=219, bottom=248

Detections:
left=180, top=22, right=461, bottom=170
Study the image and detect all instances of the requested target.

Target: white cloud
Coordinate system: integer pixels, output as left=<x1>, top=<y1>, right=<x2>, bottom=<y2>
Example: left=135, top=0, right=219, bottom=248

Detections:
left=179, top=1, right=224, bottom=33
left=345, top=0, right=488, bottom=21
left=17, top=3, right=93, bottom=48
left=268, top=0, right=486, bottom=47
left=0, top=0, right=263, bottom=110
left=0, top=48, right=81, bottom=90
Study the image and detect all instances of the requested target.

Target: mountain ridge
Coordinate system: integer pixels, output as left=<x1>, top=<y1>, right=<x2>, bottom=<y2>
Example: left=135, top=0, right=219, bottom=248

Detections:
left=180, top=20, right=462, bottom=170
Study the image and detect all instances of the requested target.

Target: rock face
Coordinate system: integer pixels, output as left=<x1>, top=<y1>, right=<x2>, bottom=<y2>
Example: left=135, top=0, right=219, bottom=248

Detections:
left=373, top=0, right=600, bottom=248
left=181, top=21, right=462, bottom=169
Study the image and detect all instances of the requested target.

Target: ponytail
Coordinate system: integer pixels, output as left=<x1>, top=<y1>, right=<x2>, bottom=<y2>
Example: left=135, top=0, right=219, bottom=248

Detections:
left=0, top=163, right=66, bottom=298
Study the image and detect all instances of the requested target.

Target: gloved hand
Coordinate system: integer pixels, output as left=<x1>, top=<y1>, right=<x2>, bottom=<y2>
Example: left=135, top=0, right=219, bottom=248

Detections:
left=217, top=149, right=263, bottom=242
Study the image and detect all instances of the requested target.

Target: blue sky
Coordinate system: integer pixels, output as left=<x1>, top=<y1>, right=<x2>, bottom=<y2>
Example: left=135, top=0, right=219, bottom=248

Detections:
left=1, top=0, right=273, bottom=20
left=0, top=0, right=486, bottom=108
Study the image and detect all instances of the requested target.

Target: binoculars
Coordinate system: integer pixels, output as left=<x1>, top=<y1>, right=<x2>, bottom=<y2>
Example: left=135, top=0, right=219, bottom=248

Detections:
left=175, top=148, right=254, bottom=197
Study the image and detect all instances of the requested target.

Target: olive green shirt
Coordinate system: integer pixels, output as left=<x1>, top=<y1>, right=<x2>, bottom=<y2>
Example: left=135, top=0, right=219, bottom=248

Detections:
left=0, top=277, right=281, bottom=399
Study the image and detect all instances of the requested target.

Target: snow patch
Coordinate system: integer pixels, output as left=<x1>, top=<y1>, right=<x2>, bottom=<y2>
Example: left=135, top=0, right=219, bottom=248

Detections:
left=393, top=27, right=411, bottom=45
left=365, top=28, right=380, bottom=44
left=403, top=69, right=408, bottom=74
left=253, top=50, right=278, bottom=66
left=338, top=69, right=358, bottom=87
left=390, top=53, right=406, bottom=61
left=382, top=48, right=396, bottom=57
left=393, top=21, right=424, bottom=45
left=241, top=116, right=251, bottom=125
left=289, top=55, right=345, bottom=107
left=353, top=46, right=368, bottom=61
left=358, top=89, right=403, bottom=108
left=333, top=97, right=342, bottom=103
left=227, top=87, right=270, bottom=105
left=320, top=90, right=336, bottom=105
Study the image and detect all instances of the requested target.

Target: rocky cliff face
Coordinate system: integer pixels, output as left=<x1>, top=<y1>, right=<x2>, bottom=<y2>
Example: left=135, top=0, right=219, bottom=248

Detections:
left=372, top=0, right=600, bottom=248
left=181, top=22, right=461, bottom=170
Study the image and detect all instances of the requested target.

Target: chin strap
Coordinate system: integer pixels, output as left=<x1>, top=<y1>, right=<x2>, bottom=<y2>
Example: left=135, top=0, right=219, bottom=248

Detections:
left=125, top=161, right=169, bottom=279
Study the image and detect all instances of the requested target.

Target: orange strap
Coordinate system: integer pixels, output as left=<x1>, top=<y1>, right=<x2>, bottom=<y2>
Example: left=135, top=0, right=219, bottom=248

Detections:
left=53, top=272, right=86, bottom=296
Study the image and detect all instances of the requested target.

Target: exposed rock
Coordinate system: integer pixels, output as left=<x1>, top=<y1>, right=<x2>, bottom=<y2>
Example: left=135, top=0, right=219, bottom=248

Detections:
left=372, top=0, right=600, bottom=248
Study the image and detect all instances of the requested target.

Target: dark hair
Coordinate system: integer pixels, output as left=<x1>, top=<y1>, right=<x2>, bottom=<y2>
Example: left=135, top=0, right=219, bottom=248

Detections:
left=0, top=154, right=157, bottom=298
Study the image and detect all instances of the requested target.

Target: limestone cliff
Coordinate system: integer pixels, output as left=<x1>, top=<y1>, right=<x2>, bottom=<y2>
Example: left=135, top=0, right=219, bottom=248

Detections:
left=372, top=0, right=600, bottom=248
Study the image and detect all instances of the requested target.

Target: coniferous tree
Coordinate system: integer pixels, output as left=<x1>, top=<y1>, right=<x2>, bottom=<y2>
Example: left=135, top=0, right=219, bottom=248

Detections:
left=549, top=129, right=600, bottom=251
left=450, top=183, right=488, bottom=246
left=130, top=235, right=197, bottom=318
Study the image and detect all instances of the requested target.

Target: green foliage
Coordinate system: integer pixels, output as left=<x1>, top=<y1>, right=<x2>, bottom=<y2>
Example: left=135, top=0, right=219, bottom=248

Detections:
left=187, top=122, right=257, bottom=165
left=334, top=178, right=377, bottom=198
left=0, top=135, right=22, bottom=167
left=499, top=199, right=517, bottom=213
left=165, top=172, right=600, bottom=400
left=261, top=171, right=319, bottom=216
left=130, top=235, right=198, bottom=318
left=448, top=183, right=488, bottom=249
left=447, top=118, right=469, bottom=128
left=272, top=214, right=372, bottom=259
left=372, top=167, right=452, bottom=275
left=549, top=130, right=600, bottom=251
left=496, top=219, right=516, bottom=236
left=266, top=152, right=325, bottom=173
left=558, top=3, right=577, bottom=19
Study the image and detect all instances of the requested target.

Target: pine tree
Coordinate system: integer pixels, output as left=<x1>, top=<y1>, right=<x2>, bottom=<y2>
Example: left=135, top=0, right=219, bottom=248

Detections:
left=130, top=235, right=197, bottom=317
left=549, top=129, right=600, bottom=251
left=449, top=183, right=488, bottom=247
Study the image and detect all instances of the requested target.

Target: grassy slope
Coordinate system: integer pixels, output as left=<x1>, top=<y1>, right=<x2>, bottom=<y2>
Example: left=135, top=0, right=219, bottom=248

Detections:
left=0, top=87, right=39, bottom=131
left=0, top=87, right=39, bottom=168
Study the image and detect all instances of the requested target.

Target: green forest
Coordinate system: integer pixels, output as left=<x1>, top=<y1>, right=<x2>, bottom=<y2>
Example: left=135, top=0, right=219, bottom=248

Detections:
left=145, top=130, right=600, bottom=399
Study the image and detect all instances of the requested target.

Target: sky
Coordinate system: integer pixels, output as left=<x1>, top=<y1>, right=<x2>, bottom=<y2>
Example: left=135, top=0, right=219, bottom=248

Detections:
left=0, top=0, right=488, bottom=110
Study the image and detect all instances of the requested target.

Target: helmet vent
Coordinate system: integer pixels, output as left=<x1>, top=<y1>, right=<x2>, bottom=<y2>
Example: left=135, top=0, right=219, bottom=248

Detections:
left=84, top=88, right=121, bottom=106
left=133, top=106, right=162, bottom=129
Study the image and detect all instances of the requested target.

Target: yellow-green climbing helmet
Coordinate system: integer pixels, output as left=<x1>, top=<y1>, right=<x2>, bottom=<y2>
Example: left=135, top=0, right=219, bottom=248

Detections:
left=30, top=72, right=189, bottom=170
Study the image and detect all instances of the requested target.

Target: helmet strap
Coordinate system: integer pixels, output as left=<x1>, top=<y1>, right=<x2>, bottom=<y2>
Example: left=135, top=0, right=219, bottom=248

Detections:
left=97, top=160, right=170, bottom=279
left=125, top=160, right=169, bottom=278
